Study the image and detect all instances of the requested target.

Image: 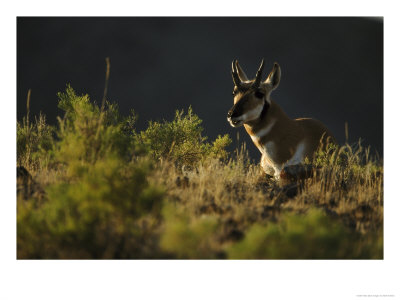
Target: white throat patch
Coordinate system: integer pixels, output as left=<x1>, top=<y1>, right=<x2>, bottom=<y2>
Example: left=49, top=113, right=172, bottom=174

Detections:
left=237, top=103, right=264, bottom=123
left=254, top=119, right=276, bottom=138
left=249, top=119, right=276, bottom=148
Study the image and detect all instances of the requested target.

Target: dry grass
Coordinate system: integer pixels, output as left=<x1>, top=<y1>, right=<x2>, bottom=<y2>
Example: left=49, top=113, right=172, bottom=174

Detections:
left=148, top=142, right=383, bottom=259
left=17, top=85, right=383, bottom=259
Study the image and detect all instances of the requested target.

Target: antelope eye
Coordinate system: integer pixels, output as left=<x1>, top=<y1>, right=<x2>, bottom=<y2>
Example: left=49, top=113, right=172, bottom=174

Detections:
left=255, top=89, right=265, bottom=99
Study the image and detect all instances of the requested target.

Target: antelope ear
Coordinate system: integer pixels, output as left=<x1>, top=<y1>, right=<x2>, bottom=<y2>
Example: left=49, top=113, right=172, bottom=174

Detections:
left=265, top=62, right=281, bottom=90
left=236, top=61, right=249, bottom=81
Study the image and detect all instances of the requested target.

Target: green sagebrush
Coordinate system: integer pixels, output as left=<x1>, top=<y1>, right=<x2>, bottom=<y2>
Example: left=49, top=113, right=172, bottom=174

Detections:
left=18, top=86, right=166, bottom=258
left=17, top=85, right=231, bottom=258
left=55, top=85, right=136, bottom=168
left=227, top=209, right=383, bottom=259
left=160, top=204, right=220, bottom=259
left=138, top=106, right=231, bottom=166
left=17, top=158, right=164, bottom=258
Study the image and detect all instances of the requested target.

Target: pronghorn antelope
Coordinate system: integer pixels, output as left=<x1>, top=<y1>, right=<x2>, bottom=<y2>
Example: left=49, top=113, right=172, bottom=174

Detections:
left=227, top=59, right=335, bottom=179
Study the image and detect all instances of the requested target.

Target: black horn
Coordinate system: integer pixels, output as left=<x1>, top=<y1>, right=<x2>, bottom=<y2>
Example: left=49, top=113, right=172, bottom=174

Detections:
left=231, top=59, right=242, bottom=88
left=252, top=58, right=265, bottom=88
left=236, top=60, right=249, bottom=81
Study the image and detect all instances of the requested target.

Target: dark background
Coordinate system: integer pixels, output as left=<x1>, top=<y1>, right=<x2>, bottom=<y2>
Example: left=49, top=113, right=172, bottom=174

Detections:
left=17, top=17, right=383, bottom=160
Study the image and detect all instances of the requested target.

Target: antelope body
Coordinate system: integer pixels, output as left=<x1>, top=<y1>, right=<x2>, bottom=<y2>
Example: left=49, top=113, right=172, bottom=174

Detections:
left=227, top=59, right=335, bottom=179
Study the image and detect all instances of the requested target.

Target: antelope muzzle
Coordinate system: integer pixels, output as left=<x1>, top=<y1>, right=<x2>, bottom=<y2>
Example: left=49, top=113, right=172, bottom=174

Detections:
left=227, top=106, right=244, bottom=127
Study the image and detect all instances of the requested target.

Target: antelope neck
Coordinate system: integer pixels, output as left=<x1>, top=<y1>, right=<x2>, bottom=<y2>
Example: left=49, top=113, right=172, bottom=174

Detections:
left=245, top=100, right=297, bottom=139
left=245, top=99, right=269, bottom=127
left=259, top=99, right=269, bottom=121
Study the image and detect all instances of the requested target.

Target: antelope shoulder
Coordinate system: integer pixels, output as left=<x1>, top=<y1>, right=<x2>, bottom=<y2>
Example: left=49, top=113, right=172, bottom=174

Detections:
left=295, top=118, right=336, bottom=158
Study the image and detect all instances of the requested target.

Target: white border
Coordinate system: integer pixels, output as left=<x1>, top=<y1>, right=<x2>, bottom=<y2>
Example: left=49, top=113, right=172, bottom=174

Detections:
left=1, top=1, right=399, bottom=299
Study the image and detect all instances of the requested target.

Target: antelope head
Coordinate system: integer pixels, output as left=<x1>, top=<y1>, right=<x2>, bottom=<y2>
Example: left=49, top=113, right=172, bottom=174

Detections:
left=227, top=59, right=281, bottom=127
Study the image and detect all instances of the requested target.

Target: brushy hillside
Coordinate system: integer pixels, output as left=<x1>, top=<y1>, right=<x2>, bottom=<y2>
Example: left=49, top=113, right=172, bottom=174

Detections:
left=17, top=85, right=383, bottom=259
